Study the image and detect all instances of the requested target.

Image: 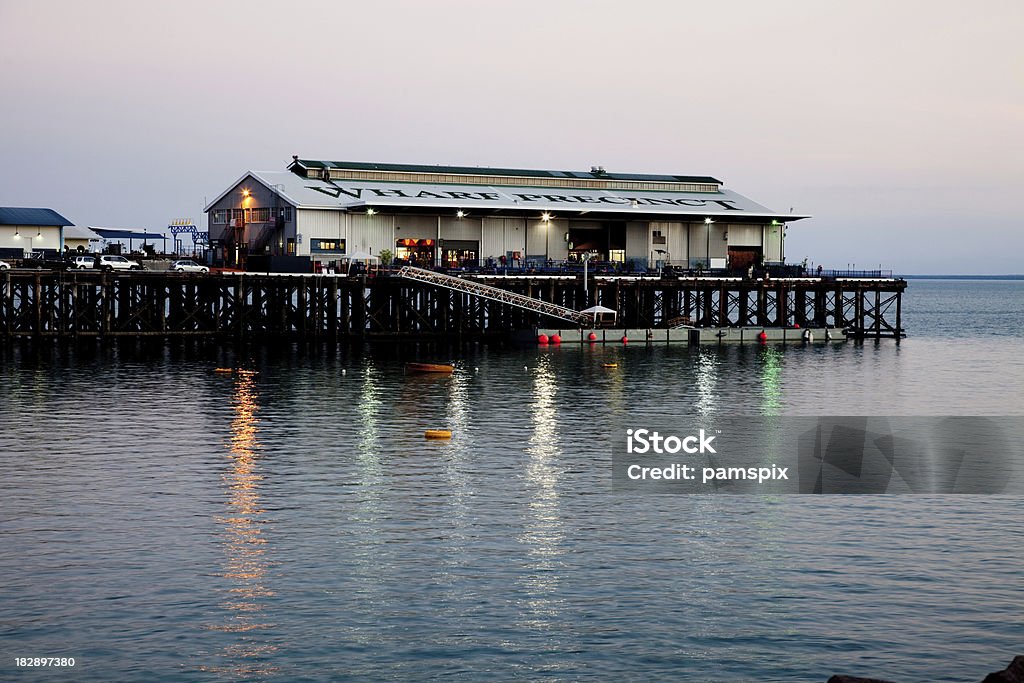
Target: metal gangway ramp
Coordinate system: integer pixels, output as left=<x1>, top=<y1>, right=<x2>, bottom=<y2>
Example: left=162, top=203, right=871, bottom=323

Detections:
left=396, top=266, right=590, bottom=325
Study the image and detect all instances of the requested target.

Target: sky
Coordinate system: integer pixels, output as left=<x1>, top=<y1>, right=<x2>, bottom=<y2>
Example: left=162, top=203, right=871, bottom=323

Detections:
left=1, top=0, right=1021, bottom=274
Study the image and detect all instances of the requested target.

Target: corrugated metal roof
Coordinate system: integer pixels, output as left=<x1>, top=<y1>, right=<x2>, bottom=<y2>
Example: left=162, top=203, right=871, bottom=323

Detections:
left=290, top=159, right=722, bottom=185
left=90, top=227, right=163, bottom=240
left=0, top=207, right=73, bottom=227
left=206, top=171, right=809, bottom=223
left=65, top=225, right=102, bottom=240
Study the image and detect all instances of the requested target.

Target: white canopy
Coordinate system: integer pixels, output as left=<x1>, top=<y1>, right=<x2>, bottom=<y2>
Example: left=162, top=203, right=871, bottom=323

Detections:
left=339, top=251, right=379, bottom=261
left=581, top=305, right=616, bottom=314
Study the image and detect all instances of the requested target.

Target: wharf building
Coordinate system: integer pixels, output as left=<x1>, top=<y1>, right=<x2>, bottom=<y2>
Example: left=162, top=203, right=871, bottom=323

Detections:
left=204, top=158, right=807, bottom=271
left=0, top=207, right=74, bottom=259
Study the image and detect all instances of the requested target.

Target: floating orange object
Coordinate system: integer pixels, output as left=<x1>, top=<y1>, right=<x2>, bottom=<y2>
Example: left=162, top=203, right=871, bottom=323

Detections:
left=424, top=429, right=452, bottom=439
left=603, top=363, right=618, bottom=368
left=214, top=368, right=233, bottom=374
left=406, top=362, right=454, bottom=373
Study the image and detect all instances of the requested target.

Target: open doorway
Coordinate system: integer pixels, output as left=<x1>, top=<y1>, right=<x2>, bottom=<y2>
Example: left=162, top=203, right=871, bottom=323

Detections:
left=567, top=221, right=625, bottom=261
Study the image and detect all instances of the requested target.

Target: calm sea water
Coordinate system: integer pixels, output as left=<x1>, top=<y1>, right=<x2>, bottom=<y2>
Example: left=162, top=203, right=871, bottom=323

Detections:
left=1, top=279, right=1023, bottom=682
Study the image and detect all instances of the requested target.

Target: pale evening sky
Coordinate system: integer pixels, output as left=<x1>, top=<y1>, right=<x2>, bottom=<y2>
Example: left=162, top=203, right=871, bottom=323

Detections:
left=1, top=0, right=1021, bottom=273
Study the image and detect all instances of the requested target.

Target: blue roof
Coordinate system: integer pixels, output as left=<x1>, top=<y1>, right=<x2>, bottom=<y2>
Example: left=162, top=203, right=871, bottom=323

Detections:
left=91, top=227, right=164, bottom=241
left=0, top=207, right=73, bottom=227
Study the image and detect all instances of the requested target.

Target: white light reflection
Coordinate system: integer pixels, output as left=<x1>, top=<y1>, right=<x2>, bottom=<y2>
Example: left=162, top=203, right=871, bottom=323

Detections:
left=354, top=361, right=385, bottom=521
left=695, top=349, right=720, bottom=415
left=518, top=356, right=566, bottom=628
left=203, top=371, right=279, bottom=678
left=443, top=367, right=471, bottom=510
left=760, top=347, right=783, bottom=416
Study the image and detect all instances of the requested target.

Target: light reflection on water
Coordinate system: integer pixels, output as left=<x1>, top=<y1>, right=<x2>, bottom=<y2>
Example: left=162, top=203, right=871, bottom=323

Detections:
left=519, top=357, right=566, bottom=628
left=203, top=370, right=279, bottom=677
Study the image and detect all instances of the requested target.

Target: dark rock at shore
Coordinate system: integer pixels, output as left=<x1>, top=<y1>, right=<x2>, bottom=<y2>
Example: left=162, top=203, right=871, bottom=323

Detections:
left=982, top=655, right=1024, bottom=683
left=827, top=655, right=1024, bottom=683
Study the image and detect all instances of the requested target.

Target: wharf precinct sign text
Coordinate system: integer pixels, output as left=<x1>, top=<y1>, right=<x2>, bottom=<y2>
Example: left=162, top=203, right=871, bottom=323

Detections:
left=306, top=185, right=744, bottom=210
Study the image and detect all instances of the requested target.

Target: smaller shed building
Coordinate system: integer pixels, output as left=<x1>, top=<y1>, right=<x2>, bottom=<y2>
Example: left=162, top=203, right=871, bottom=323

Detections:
left=0, top=207, right=74, bottom=258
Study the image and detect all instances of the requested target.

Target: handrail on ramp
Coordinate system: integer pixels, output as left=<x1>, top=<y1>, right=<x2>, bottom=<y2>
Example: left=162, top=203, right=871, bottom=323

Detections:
left=396, top=266, right=591, bottom=325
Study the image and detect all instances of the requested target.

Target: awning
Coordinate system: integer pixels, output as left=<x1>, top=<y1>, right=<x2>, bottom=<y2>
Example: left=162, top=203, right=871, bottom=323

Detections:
left=90, top=227, right=166, bottom=241
left=339, top=251, right=379, bottom=261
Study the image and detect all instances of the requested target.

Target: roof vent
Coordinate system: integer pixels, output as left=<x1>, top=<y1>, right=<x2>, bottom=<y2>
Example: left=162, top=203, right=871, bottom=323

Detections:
left=320, top=167, right=331, bottom=181
left=590, top=165, right=607, bottom=176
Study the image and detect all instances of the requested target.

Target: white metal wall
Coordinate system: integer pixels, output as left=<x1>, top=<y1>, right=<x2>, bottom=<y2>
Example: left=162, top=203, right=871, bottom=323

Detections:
left=526, top=219, right=567, bottom=260
left=625, top=222, right=648, bottom=261
left=764, top=222, right=783, bottom=261
left=394, top=215, right=437, bottom=240
left=439, top=217, right=482, bottom=242
left=481, top=217, right=529, bottom=258
left=296, top=209, right=345, bottom=256
left=349, top=213, right=394, bottom=256
left=0, top=225, right=62, bottom=256
left=650, top=221, right=688, bottom=265
left=725, top=224, right=761, bottom=247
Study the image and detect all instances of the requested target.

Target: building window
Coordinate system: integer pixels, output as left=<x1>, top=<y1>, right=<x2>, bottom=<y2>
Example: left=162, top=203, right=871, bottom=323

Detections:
left=652, top=229, right=666, bottom=245
left=609, top=249, right=625, bottom=263
left=311, top=238, right=346, bottom=253
left=277, top=206, right=293, bottom=221
left=212, top=210, right=229, bottom=224
left=249, top=208, right=270, bottom=223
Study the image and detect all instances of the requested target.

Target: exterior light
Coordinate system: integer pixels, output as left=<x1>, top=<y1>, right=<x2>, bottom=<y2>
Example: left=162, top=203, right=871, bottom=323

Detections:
left=366, top=208, right=376, bottom=216
left=704, top=217, right=713, bottom=225
left=242, top=189, right=251, bottom=198
left=541, top=212, right=551, bottom=222
left=13, top=228, right=20, bottom=238
left=36, top=229, right=42, bottom=239
left=456, top=210, right=465, bottom=219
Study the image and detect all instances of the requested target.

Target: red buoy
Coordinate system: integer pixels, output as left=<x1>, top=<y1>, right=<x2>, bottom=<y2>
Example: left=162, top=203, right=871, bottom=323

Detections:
left=793, top=323, right=801, bottom=329
left=621, top=335, right=629, bottom=344
left=757, top=331, right=768, bottom=344
left=550, top=334, right=561, bottom=344
left=588, top=332, right=598, bottom=342
left=537, top=334, right=549, bottom=344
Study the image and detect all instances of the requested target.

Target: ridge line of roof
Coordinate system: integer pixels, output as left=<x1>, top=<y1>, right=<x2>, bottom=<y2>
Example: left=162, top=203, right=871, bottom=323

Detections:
left=290, top=159, right=721, bottom=185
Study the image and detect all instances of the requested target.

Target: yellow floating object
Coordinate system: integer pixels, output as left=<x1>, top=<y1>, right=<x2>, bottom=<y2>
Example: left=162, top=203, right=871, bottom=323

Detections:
left=424, top=429, right=452, bottom=439
left=602, top=363, right=618, bottom=368
left=214, top=368, right=233, bottom=373
left=406, top=362, right=454, bottom=374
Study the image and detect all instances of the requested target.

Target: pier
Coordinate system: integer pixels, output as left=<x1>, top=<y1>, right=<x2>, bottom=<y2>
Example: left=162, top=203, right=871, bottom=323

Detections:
left=0, top=270, right=906, bottom=341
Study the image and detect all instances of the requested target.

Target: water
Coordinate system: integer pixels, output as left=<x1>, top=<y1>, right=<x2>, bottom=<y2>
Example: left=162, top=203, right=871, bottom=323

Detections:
left=2, top=279, right=1023, bottom=682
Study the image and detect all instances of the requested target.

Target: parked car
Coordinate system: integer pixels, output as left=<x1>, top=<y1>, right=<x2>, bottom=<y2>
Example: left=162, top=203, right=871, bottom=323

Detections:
left=96, top=255, right=142, bottom=271
left=69, top=255, right=97, bottom=269
left=0, top=260, right=9, bottom=270
left=171, top=259, right=209, bottom=273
